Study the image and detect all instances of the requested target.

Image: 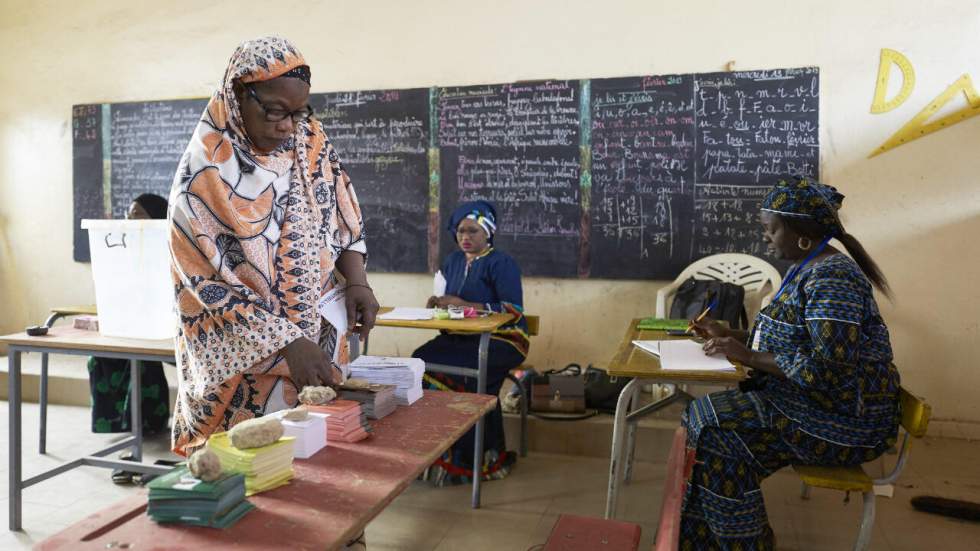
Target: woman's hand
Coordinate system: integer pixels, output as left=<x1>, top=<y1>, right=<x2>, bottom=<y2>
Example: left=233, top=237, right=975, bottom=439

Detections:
left=345, top=285, right=379, bottom=341
left=702, top=336, right=753, bottom=365
left=282, top=337, right=340, bottom=389
left=427, top=295, right=467, bottom=308
left=690, top=316, right=730, bottom=339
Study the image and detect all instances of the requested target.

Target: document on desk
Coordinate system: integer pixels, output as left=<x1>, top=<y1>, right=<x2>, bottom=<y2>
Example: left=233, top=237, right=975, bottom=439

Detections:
left=632, top=340, right=736, bottom=372
left=378, top=307, right=436, bottom=321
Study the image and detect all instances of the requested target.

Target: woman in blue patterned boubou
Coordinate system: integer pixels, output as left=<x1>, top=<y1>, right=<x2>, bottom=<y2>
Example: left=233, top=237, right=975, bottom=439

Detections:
left=680, top=178, right=900, bottom=550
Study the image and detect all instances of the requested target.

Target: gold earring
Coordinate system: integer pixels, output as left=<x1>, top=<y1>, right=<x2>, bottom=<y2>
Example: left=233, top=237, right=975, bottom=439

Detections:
left=798, top=237, right=812, bottom=251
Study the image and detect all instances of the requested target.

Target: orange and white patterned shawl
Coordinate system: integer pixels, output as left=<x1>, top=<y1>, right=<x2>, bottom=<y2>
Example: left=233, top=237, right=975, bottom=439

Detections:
left=168, top=37, right=365, bottom=456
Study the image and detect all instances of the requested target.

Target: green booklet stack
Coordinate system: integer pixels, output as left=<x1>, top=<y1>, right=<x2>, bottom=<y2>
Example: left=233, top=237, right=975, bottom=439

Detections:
left=636, top=317, right=691, bottom=331
left=147, top=466, right=255, bottom=528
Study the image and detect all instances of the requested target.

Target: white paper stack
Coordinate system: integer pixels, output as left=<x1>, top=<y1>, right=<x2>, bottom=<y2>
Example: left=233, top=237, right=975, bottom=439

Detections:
left=272, top=411, right=328, bottom=459
left=346, top=355, right=425, bottom=406
left=632, top=340, right=736, bottom=372
left=377, top=307, right=435, bottom=321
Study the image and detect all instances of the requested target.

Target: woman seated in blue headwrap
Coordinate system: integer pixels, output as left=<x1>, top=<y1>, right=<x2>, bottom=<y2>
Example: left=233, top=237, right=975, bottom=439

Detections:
left=680, top=178, right=901, bottom=550
left=414, top=200, right=529, bottom=486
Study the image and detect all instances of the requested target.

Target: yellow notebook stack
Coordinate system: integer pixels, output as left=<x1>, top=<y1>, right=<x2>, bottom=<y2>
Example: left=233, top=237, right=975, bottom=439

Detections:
left=207, top=432, right=296, bottom=496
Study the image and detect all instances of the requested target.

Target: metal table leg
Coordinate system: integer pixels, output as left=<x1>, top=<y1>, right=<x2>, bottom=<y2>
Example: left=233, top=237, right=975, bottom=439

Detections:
left=605, top=377, right=639, bottom=519
left=130, top=360, right=143, bottom=461
left=471, top=331, right=490, bottom=509
left=9, top=349, right=22, bottom=530
left=38, top=311, right=63, bottom=456
left=39, top=353, right=48, bottom=455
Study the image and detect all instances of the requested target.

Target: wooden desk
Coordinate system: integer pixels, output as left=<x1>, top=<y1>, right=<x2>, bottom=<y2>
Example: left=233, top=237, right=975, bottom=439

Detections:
left=374, top=306, right=513, bottom=333
left=2, top=327, right=177, bottom=531
left=360, top=306, right=514, bottom=510
left=604, top=319, right=746, bottom=519
left=36, top=391, right=496, bottom=551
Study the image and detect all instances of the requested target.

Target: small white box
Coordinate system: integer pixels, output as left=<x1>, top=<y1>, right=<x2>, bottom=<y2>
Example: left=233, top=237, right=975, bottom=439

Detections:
left=277, top=412, right=328, bottom=459
left=81, top=219, right=175, bottom=339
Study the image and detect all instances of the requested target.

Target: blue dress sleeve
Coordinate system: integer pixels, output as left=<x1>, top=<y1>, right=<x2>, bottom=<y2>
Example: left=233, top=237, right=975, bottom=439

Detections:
left=485, top=254, right=524, bottom=314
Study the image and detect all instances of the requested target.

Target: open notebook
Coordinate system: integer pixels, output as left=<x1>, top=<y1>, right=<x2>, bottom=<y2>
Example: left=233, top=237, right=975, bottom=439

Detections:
left=632, top=340, right=736, bottom=372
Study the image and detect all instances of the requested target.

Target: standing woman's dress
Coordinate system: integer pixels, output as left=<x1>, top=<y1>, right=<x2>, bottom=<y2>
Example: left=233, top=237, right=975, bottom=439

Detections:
left=167, top=37, right=366, bottom=456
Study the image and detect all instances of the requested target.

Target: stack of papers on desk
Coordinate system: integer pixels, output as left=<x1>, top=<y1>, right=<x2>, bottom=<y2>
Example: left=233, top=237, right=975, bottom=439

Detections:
left=271, top=411, right=328, bottom=459
left=147, top=466, right=254, bottom=528
left=348, top=355, right=425, bottom=406
left=308, top=400, right=373, bottom=443
left=207, top=432, right=295, bottom=496
left=632, top=340, right=736, bottom=372
left=339, top=383, right=398, bottom=419
left=378, top=307, right=435, bottom=321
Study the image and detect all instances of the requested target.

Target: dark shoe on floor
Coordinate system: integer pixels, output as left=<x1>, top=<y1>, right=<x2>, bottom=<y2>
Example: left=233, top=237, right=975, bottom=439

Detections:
left=111, top=452, right=138, bottom=485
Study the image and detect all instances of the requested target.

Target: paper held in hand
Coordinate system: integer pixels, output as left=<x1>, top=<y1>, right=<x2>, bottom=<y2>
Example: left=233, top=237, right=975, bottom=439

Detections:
left=632, top=340, right=736, bottom=372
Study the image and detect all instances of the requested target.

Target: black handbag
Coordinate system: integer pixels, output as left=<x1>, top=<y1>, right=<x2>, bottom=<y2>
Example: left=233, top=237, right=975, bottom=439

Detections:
left=584, top=365, right=632, bottom=414
left=669, top=278, right=748, bottom=329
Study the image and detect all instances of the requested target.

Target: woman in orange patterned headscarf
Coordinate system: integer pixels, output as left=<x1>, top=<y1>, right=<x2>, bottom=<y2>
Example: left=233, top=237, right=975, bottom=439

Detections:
left=168, top=36, right=379, bottom=457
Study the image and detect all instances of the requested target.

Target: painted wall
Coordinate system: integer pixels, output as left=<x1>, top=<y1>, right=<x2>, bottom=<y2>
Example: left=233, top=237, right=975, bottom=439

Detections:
left=1, top=0, right=978, bottom=436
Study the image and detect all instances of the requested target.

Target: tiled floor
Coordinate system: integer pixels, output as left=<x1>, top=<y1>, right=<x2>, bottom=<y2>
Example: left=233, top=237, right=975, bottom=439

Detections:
left=1, top=401, right=979, bottom=550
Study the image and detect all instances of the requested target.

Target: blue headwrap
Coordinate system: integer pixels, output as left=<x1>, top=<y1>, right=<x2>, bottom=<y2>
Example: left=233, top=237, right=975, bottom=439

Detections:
left=761, top=178, right=845, bottom=236
left=448, top=200, right=498, bottom=243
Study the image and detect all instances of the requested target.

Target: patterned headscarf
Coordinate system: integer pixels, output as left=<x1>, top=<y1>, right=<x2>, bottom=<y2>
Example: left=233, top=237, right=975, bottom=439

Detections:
left=761, top=178, right=845, bottom=236
left=448, top=200, right=498, bottom=242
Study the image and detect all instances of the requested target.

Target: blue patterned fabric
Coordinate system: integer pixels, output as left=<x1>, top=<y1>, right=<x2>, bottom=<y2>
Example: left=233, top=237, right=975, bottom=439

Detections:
left=761, top=178, right=845, bottom=236
left=681, top=254, right=900, bottom=549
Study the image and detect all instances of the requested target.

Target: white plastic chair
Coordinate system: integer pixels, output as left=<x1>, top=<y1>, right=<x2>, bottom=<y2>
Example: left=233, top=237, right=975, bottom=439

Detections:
left=621, top=254, right=782, bottom=485
left=655, top=253, right=782, bottom=323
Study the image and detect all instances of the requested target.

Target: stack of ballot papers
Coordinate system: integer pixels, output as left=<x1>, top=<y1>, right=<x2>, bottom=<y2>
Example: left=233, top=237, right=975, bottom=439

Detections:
left=347, top=355, right=425, bottom=406
left=377, top=307, right=435, bottom=321
left=271, top=411, right=328, bottom=459
left=632, top=339, right=736, bottom=372
left=147, top=466, right=254, bottom=528
left=307, top=400, right=373, bottom=443
left=207, top=432, right=295, bottom=496
left=339, top=383, right=398, bottom=419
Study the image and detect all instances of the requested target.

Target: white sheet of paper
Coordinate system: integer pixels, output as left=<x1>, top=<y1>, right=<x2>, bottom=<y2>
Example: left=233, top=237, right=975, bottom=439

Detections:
left=433, top=270, right=447, bottom=297
left=317, top=286, right=348, bottom=364
left=633, top=339, right=736, bottom=372
left=632, top=340, right=661, bottom=357
left=378, top=307, right=435, bottom=321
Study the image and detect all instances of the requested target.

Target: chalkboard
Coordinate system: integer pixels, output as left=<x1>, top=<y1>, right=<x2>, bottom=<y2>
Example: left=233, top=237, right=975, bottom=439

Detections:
left=72, top=104, right=104, bottom=262
left=72, top=66, right=818, bottom=279
left=435, top=81, right=582, bottom=277
left=587, top=68, right=818, bottom=278
left=312, top=88, right=430, bottom=273
left=73, top=99, right=206, bottom=261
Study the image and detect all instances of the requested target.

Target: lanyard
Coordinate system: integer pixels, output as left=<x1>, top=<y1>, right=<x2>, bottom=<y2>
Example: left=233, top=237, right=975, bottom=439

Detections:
left=772, top=235, right=831, bottom=302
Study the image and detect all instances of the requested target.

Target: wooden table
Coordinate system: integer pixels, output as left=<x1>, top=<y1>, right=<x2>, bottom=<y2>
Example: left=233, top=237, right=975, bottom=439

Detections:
left=2, top=327, right=177, bottom=531
left=603, top=319, right=746, bottom=519
left=357, top=306, right=514, bottom=510
left=35, top=391, right=496, bottom=551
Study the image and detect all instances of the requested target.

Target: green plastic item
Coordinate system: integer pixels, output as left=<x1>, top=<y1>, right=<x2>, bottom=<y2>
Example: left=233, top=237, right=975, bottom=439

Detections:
left=636, top=317, right=690, bottom=331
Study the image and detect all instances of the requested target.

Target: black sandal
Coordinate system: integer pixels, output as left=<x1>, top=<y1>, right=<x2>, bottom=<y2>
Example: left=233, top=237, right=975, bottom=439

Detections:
left=134, top=459, right=183, bottom=486
left=111, top=452, right=137, bottom=485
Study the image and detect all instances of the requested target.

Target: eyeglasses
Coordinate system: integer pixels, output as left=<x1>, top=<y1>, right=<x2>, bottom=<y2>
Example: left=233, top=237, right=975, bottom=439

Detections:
left=244, top=84, right=313, bottom=123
